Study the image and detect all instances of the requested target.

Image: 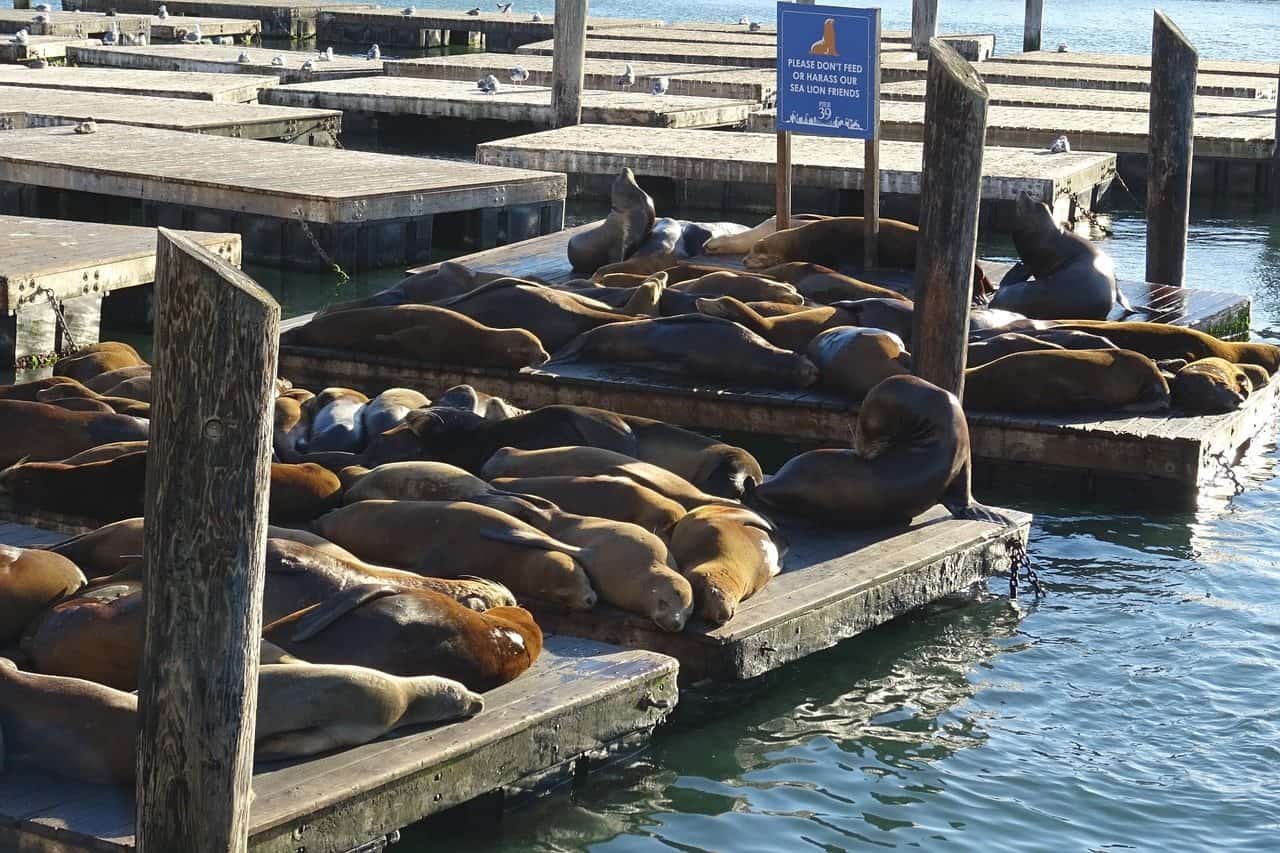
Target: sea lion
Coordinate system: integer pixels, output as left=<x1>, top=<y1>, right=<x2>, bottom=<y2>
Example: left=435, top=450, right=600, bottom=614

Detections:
left=592, top=252, right=681, bottom=279
left=301, top=388, right=369, bottom=454
left=1028, top=328, right=1119, bottom=350
left=567, top=168, right=657, bottom=273
left=967, top=332, right=1066, bottom=368
left=0, top=376, right=81, bottom=401
left=261, top=582, right=542, bottom=691
left=0, top=400, right=148, bottom=467
left=1171, top=357, right=1251, bottom=414
left=678, top=221, right=749, bottom=256
left=968, top=307, right=1041, bottom=333
left=743, top=217, right=921, bottom=270
left=83, top=364, right=151, bottom=394
left=990, top=193, right=1127, bottom=320
left=47, top=518, right=148, bottom=578
left=807, top=326, right=913, bottom=400
left=339, top=461, right=557, bottom=528
left=431, top=278, right=632, bottom=352
left=696, top=296, right=860, bottom=351
left=100, top=374, right=151, bottom=404
left=433, top=385, right=525, bottom=421
left=24, top=580, right=144, bottom=691
left=754, top=375, right=1009, bottom=525
left=320, top=263, right=511, bottom=313
left=550, top=314, right=820, bottom=389
left=964, top=349, right=1171, bottom=414
left=669, top=271, right=804, bottom=304
left=830, top=298, right=916, bottom=344
left=670, top=505, right=781, bottom=625
left=757, top=262, right=910, bottom=304
left=702, top=214, right=827, bottom=255
left=557, top=276, right=665, bottom=317
left=0, top=657, right=137, bottom=785
left=0, top=451, right=148, bottom=522
left=269, top=462, right=343, bottom=524
left=491, top=475, right=686, bottom=535
left=47, top=397, right=116, bottom=415
left=0, top=546, right=85, bottom=644
left=616, top=413, right=764, bottom=499
left=361, top=388, right=431, bottom=436
left=631, top=216, right=684, bottom=257
left=1239, top=363, right=1270, bottom=390
left=313, top=500, right=598, bottom=610
left=1048, top=321, right=1280, bottom=374
left=254, top=661, right=483, bottom=760
left=52, top=342, right=146, bottom=384
left=810, top=17, right=838, bottom=55
left=275, top=395, right=309, bottom=461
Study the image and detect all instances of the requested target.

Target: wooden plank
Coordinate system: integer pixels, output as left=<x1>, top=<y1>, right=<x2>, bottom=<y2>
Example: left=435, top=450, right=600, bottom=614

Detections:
left=0, top=88, right=342, bottom=142
left=746, top=101, right=1277, bottom=160
left=146, top=15, right=263, bottom=41
left=0, top=124, right=566, bottom=224
left=0, top=65, right=278, bottom=102
left=0, top=35, right=99, bottom=64
left=882, top=58, right=1277, bottom=99
left=317, top=7, right=661, bottom=50
left=0, top=214, right=241, bottom=315
left=0, top=9, right=151, bottom=38
left=67, top=44, right=385, bottom=84
left=513, top=36, right=926, bottom=69
left=385, top=52, right=776, bottom=103
left=63, top=0, right=378, bottom=40
left=476, top=125, right=1116, bottom=205
left=261, top=77, right=756, bottom=129
left=1004, top=50, right=1280, bottom=79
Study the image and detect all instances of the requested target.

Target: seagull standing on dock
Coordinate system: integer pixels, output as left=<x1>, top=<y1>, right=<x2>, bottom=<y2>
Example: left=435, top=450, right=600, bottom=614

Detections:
left=401, top=7, right=415, bottom=15
left=531, top=12, right=543, bottom=22
left=271, top=53, right=285, bottom=66
left=651, top=76, right=669, bottom=96
left=367, top=44, right=381, bottom=60
left=738, top=15, right=749, bottom=25
left=1049, top=135, right=1071, bottom=154
left=74, top=117, right=97, bottom=134
left=318, top=46, right=334, bottom=61
left=157, top=5, right=169, bottom=20
left=183, top=25, right=202, bottom=44
left=616, top=62, right=635, bottom=88
left=749, top=21, right=762, bottom=32
left=509, top=65, right=529, bottom=83
left=496, top=2, right=513, bottom=13
left=12, top=29, right=29, bottom=46
left=477, top=74, right=500, bottom=94
left=101, top=25, right=117, bottom=45
left=1057, top=43, right=1069, bottom=52
left=237, top=51, right=251, bottom=63
left=467, top=7, right=481, bottom=15
left=302, top=59, right=315, bottom=72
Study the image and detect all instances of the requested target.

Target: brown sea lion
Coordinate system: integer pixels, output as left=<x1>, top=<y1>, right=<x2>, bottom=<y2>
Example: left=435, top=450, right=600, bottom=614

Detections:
left=262, top=583, right=543, bottom=691
left=254, top=661, right=483, bottom=760
left=433, top=385, right=525, bottom=421
left=0, top=658, right=137, bottom=784
left=47, top=397, right=116, bottom=415
left=550, top=314, right=820, bottom=389
left=52, top=343, right=146, bottom=384
left=748, top=300, right=817, bottom=317
left=270, top=462, right=343, bottom=524
left=0, top=401, right=149, bottom=467
left=275, top=395, right=309, bottom=461
left=1171, top=357, right=1251, bottom=414
left=669, top=271, right=804, bottom=304
left=1239, top=363, right=1270, bottom=390
left=754, top=375, right=1009, bottom=525
left=1028, top=329, right=1119, bottom=351
left=24, top=580, right=144, bottom=691
left=964, top=349, right=1170, bottom=414
left=830, top=297, right=916, bottom=344
left=807, top=326, right=913, bottom=400
left=757, top=262, right=910, bottom=304
left=322, top=263, right=513, bottom=313
left=697, top=296, right=860, bottom=351
left=702, top=214, right=828, bottom=255
left=556, top=274, right=667, bottom=318
left=743, top=217, right=922, bottom=270
left=0, top=376, right=81, bottom=401
left=99, top=374, right=151, bottom=403
left=0, top=451, right=147, bottom=522
left=313, top=500, right=598, bottom=610
left=616, top=413, right=764, bottom=499
left=491, top=475, right=686, bottom=535
left=47, top=518, right=148, bottom=578
left=339, top=461, right=557, bottom=528
left=1048, top=321, right=1280, bottom=374
left=966, top=332, right=1066, bottom=368
left=592, top=253, right=682, bottom=279
left=431, top=279, right=632, bottom=352
left=0, top=546, right=85, bottom=644
left=567, top=168, right=656, bottom=274
left=362, top=388, right=431, bottom=437
left=670, top=505, right=781, bottom=625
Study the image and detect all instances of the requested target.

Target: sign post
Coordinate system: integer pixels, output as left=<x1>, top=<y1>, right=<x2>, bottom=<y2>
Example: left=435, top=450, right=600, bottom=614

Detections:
left=776, top=3, right=881, bottom=267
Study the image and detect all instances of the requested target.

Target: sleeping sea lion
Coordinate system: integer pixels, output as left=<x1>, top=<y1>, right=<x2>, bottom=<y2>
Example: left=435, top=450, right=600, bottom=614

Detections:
left=83, top=365, right=151, bottom=395
left=829, top=298, right=916, bottom=344
left=0, top=376, right=81, bottom=401
left=433, top=385, right=526, bottom=421
left=702, top=214, right=828, bottom=255
left=361, top=388, right=431, bottom=436
left=670, top=505, right=781, bottom=625
left=1171, top=357, right=1251, bottom=414
left=1048, top=321, right=1280, bottom=374
left=47, top=397, right=116, bottom=415
left=275, top=395, right=309, bottom=461
left=269, top=462, right=343, bottom=524
left=432, top=278, right=632, bottom=352
left=491, top=475, right=686, bottom=535
left=1239, top=363, right=1270, bottom=390
left=301, top=388, right=369, bottom=454
left=100, top=374, right=151, bottom=404
left=319, top=263, right=510, bottom=313
left=339, top=461, right=557, bottom=528
left=964, top=349, right=1171, bottom=414
left=0, top=401, right=148, bottom=467
left=24, top=580, right=144, bottom=691
left=52, top=343, right=146, bottom=384
left=0, top=546, right=85, bottom=644
left=697, top=296, right=861, bottom=351
left=567, top=168, right=656, bottom=273
left=756, top=262, right=910, bottom=304
left=615, top=413, right=764, bottom=499
left=743, top=217, right=922, bottom=271
left=807, top=326, right=913, bottom=400
left=967, top=332, right=1065, bottom=368
left=754, top=375, right=1009, bottom=525
left=669, top=271, right=804, bottom=304
left=0, top=451, right=148, bottom=522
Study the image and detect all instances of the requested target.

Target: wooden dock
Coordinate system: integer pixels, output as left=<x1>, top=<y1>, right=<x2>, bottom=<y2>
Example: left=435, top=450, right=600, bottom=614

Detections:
left=0, top=9, right=151, bottom=39
left=261, top=77, right=756, bottom=136
left=0, top=65, right=278, bottom=102
left=880, top=79, right=1277, bottom=119
left=62, top=0, right=375, bottom=40
left=385, top=52, right=776, bottom=103
left=0, top=88, right=341, bottom=144
left=0, top=124, right=567, bottom=270
left=146, top=14, right=264, bottom=42
left=476, top=125, right=1117, bottom=223
left=67, top=43, right=387, bottom=84
left=515, top=36, right=790, bottom=69
left=881, top=59, right=1278, bottom=99
left=1001, top=50, right=1280, bottom=79
left=316, top=8, right=662, bottom=51
left=587, top=26, right=995, bottom=60
left=0, top=35, right=98, bottom=65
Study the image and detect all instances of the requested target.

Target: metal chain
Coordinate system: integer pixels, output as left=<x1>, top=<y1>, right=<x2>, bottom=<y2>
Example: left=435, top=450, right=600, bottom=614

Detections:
left=292, top=207, right=350, bottom=284
left=1005, top=536, right=1044, bottom=600
left=41, top=286, right=78, bottom=353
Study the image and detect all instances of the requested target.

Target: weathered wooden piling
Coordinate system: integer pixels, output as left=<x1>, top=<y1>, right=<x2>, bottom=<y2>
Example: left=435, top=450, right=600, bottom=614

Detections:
left=776, top=131, right=791, bottom=230
left=1024, top=0, right=1044, bottom=53
left=911, top=0, right=938, bottom=59
left=551, top=0, right=589, bottom=128
left=1273, top=63, right=1280, bottom=208
left=1146, top=11, right=1197, bottom=287
left=135, top=229, right=280, bottom=852
left=911, top=39, right=988, bottom=396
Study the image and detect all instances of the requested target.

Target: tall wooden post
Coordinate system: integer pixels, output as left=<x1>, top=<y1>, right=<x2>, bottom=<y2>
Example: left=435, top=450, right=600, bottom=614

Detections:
left=551, top=0, right=588, bottom=128
left=1271, top=63, right=1280, bottom=209
left=1145, top=11, right=1197, bottom=287
left=911, top=39, right=988, bottom=398
left=776, top=131, right=792, bottom=231
left=911, top=0, right=938, bottom=59
left=1024, top=0, right=1044, bottom=53
left=135, top=229, right=280, bottom=853
left=864, top=12, right=882, bottom=269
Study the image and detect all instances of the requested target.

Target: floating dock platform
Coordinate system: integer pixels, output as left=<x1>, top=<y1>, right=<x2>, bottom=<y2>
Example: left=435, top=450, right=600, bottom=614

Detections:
left=515, top=36, right=790, bottom=69
left=0, top=88, right=341, bottom=144
left=0, top=35, right=98, bottom=64
left=476, top=125, right=1117, bottom=223
left=0, top=65, right=278, bottom=102
left=0, top=125, right=567, bottom=270
left=1000, top=50, right=1280, bottom=79
left=385, top=52, right=776, bottom=103
left=67, top=43, right=386, bottom=84
left=0, top=9, right=151, bottom=39
left=316, top=8, right=661, bottom=51
left=62, top=0, right=374, bottom=40
left=146, top=15, right=265, bottom=42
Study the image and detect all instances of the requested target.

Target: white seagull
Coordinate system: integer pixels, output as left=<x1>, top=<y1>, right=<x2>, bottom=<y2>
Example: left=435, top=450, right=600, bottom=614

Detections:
left=368, top=43, right=381, bottom=60
left=74, top=117, right=97, bottom=134
left=237, top=51, right=252, bottom=63
left=317, top=46, right=334, bottom=61
left=509, top=65, right=529, bottom=83
left=157, top=5, right=169, bottom=20
left=650, top=76, right=669, bottom=96
left=271, top=53, right=285, bottom=66
left=477, top=74, right=500, bottom=94
left=11, top=29, right=28, bottom=46
left=1049, top=135, right=1071, bottom=154
left=616, top=62, right=635, bottom=88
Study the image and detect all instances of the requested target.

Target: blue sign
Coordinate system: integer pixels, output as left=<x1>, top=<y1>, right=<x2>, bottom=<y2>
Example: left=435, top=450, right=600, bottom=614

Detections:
left=776, top=3, right=880, bottom=139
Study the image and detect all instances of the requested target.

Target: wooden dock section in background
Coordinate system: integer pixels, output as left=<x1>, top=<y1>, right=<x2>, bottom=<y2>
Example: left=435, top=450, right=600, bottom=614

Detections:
left=879, top=79, right=1278, bottom=118
left=0, top=125, right=567, bottom=270
left=62, top=0, right=373, bottom=40
left=146, top=14, right=264, bottom=42
left=0, top=9, right=151, bottom=38
left=0, top=65, right=278, bottom=102
left=515, top=36, right=794, bottom=69
left=882, top=59, right=1278, bottom=99
left=0, top=88, right=341, bottom=144
left=0, top=35, right=98, bottom=64
left=477, top=125, right=1116, bottom=222
left=385, top=52, right=776, bottom=103
left=1002, top=50, right=1280, bottom=79
left=67, top=43, right=386, bottom=84
left=317, top=8, right=661, bottom=51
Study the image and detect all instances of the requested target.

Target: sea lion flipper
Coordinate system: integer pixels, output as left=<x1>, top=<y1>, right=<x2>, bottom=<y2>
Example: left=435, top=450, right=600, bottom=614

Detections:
left=999, top=262, right=1031, bottom=287
left=290, top=583, right=400, bottom=643
left=945, top=500, right=1015, bottom=526
left=479, top=527, right=583, bottom=556
left=256, top=727, right=341, bottom=762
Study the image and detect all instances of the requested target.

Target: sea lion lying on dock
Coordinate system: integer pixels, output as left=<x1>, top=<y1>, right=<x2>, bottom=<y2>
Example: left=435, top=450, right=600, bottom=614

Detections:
left=615, top=413, right=763, bottom=499
left=697, top=297, right=863, bottom=351
left=35, top=381, right=151, bottom=418
left=432, top=278, right=633, bottom=351
left=84, top=365, right=151, bottom=395
left=966, top=332, right=1065, bottom=368
left=433, top=385, right=525, bottom=420
left=0, top=451, right=148, bottom=522
left=964, top=349, right=1171, bottom=414
left=743, top=216, right=921, bottom=270
left=567, top=168, right=657, bottom=274
left=668, top=271, right=804, bottom=304
left=670, top=505, right=782, bottom=625
left=756, top=262, right=910, bottom=304
left=0, top=546, right=85, bottom=644
left=754, top=375, right=1009, bottom=525
left=24, top=580, right=144, bottom=691
left=361, top=388, right=430, bottom=437
left=703, top=214, right=828, bottom=255
left=52, top=342, right=147, bottom=384
left=1171, top=357, right=1252, bottom=414
left=1048, top=321, right=1280, bottom=374
left=491, top=475, right=686, bottom=535
left=339, top=461, right=556, bottom=528
left=321, top=262, right=512, bottom=312
left=808, top=326, right=914, bottom=400
left=268, top=462, right=343, bottom=524
left=0, top=400, right=149, bottom=467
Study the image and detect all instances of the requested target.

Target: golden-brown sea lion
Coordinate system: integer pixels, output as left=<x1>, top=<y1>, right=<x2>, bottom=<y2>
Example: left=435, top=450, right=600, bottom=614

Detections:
left=98, top=374, right=151, bottom=404
left=47, top=397, right=116, bottom=415
left=254, top=661, right=483, bottom=760
left=567, top=168, right=656, bottom=274
left=0, top=400, right=149, bottom=467
left=615, top=413, right=763, bottom=500
left=339, top=461, right=557, bottom=528
left=0, top=376, right=80, bottom=401
left=670, top=505, right=781, bottom=625
left=52, top=343, right=146, bottom=384
left=0, top=451, right=147, bottom=522
left=24, top=580, right=144, bottom=691
left=696, top=296, right=860, bottom=351
left=756, top=262, right=910, bottom=304
left=0, top=658, right=137, bottom=784
left=1048, top=321, right=1280, bottom=374
left=743, top=217, right=921, bottom=270
left=313, top=500, right=598, bottom=610
left=669, top=271, right=804, bottom=304
left=1171, top=357, right=1251, bottom=414
left=966, top=332, right=1065, bottom=368
left=491, top=475, right=686, bottom=535
left=0, top=546, right=85, bottom=644
left=1239, top=363, right=1270, bottom=390
left=550, top=314, right=820, bottom=389
left=808, top=326, right=914, bottom=400
left=362, top=388, right=431, bottom=436
left=274, top=394, right=309, bottom=461
left=47, top=518, right=147, bottom=578
left=270, top=462, right=343, bottom=524
left=432, top=279, right=632, bottom=352
left=964, top=349, right=1170, bottom=414
left=557, top=274, right=666, bottom=318
left=754, top=375, right=1009, bottom=525
left=702, top=214, right=828, bottom=255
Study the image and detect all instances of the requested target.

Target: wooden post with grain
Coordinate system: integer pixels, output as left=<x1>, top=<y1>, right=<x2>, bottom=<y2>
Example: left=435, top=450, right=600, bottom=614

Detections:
left=911, top=39, right=988, bottom=398
left=1271, top=62, right=1280, bottom=209
left=776, top=131, right=792, bottom=231
left=1145, top=10, right=1197, bottom=287
left=911, top=0, right=938, bottom=59
left=551, top=0, right=589, bottom=128
left=135, top=229, right=281, bottom=853
left=1024, top=0, right=1044, bottom=53
left=864, top=12, right=882, bottom=270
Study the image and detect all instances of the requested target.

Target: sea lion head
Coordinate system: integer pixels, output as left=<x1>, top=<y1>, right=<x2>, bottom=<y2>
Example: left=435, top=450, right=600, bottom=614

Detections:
left=403, top=675, right=485, bottom=724
left=855, top=375, right=959, bottom=459
left=650, top=576, right=695, bottom=632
